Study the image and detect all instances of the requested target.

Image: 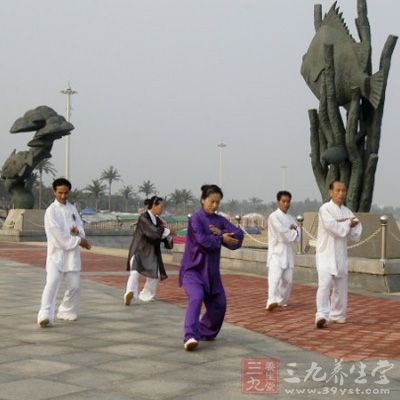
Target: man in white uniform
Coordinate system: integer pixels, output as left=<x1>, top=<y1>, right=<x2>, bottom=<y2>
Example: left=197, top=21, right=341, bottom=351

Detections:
left=37, top=178, right=91, bottom=328
left=315, top=181, right=362, bottom=328
left=266, top=190, right=300, bottom=311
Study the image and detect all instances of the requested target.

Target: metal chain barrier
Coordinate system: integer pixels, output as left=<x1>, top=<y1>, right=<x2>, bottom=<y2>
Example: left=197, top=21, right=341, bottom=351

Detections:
left=239, top=224, right=268, bottom=246
left=302, top=226, right=317, bottom=241
left=18, top=219, right=45, bottom=229
left=388, top=226, right=400, bottom=242
left=240, top=223, right=381, bottom=249
left=301, top=223, right=382, bottom=250
left=347, top=226, right=382, bottom=249
left=237, top=214, right=393, bottom=259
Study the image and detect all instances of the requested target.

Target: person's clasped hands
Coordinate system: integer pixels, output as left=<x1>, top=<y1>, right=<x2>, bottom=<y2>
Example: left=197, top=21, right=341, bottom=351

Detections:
left=70, top=225, right=91, bottom=249
left=209, top=224, right=239, bottom=246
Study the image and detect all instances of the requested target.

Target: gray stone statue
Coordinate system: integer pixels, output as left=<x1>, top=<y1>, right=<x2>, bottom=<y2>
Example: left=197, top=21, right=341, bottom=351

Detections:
left=1, top=106, right=74, bottom=209
left=301, top=0, right=397, bottom=211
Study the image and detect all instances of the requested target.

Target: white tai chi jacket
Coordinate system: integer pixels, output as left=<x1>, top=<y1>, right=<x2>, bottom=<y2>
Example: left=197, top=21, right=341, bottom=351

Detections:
left=44, top=200, right=85, bottom=272
left=267, top=209, right=300, bottom=270
left=316, top=200, right=362, bottom=277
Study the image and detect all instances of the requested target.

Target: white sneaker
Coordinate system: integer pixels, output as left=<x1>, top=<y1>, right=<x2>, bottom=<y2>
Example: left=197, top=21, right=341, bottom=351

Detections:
left=57, top=314, right=78, bottom=321
left=184, top=338, right=199, bottom=351
left=138, top=295, right=155, bottom=302
left=124, top=291, right=134, bottom=306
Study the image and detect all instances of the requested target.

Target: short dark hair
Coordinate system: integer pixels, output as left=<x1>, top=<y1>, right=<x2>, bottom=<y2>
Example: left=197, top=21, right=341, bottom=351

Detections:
left=200, top=184, right=223, bottom=200
left=277, top=190, right=292, bottom=201
left=329, top=180, right=347, bottom=190
left=144, top=195, right=164, bottom=210
left=52, top=178, right=71, bottom=191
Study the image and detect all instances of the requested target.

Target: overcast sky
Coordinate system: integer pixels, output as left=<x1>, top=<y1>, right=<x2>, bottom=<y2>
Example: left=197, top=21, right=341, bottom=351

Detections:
left=0, top=0, right=399, bottom=206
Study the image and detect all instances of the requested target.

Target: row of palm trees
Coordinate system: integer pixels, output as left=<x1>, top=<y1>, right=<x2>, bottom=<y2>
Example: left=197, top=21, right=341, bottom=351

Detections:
left=85, top=172, right=195, bottom=213
left=1, top=162, right=326, bottom=216
left=92, top=167, right=275, bottom=214
left=86, top=165, right=162, bottom=212
left=0, top=162, right=196, bottom=213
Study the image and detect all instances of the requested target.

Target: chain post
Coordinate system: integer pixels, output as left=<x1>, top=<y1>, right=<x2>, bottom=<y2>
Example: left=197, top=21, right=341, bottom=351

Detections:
left=235, top=215, right=241, bottom=228
left=380, top=215, right=388, bottom=262
left=296, top=215, right=304, bottom=254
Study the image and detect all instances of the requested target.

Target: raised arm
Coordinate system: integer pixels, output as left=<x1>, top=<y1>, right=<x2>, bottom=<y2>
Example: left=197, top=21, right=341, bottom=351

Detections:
left=221, top=218, right=244, bottom=250
left=45, top=208, right=81, bottom=251
left=269, top=213, right=299, bottom=244
left=190, top=214, right=223, bottom=250
left=349, top=220, right=362, bottom=242
left=138, top=214, right=164, bottom=240
left=319, top=206, right=351, bottom=238
left=72, top=205, right=86, bottom=238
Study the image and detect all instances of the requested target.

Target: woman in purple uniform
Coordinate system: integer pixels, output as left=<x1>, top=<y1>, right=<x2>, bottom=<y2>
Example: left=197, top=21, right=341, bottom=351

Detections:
left=180, top=184, right=243, bottom=351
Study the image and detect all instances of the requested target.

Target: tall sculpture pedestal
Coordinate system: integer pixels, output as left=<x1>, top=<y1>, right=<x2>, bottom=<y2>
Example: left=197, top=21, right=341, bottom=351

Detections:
left=0, top=209, right=46, bottom=242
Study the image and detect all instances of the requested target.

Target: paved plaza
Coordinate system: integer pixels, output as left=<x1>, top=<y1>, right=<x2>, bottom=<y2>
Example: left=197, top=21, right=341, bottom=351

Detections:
left=0, top=242, right=399, bottom=399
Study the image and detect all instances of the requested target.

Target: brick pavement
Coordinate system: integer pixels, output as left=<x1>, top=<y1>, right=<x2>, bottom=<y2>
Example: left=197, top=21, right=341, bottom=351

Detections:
left=1, top=242, right=400, bottom=362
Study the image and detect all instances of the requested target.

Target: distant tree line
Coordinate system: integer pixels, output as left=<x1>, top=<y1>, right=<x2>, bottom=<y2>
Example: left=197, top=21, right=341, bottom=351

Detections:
left=1, top=164, right=399, bottom=218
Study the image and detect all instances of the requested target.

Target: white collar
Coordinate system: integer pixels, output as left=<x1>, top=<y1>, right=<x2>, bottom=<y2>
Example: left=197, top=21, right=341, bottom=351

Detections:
left=147, top=210, right=157, bottom=224
left=276, top=208, right=287, bottom=216
left=54, top=199, right=68, bottom=207
left=329, top=199, right=344, bottom=209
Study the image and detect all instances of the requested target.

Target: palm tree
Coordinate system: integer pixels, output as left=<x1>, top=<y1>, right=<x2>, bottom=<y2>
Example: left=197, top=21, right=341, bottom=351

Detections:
left=100, top=165, right=121, bottom=211
left=85, top=179, right=106, bottom=211
left=119, top=185, right=135, bottom=212
left=69, top=188, right=86, bottom=210
left=138, top=180, right=157, bottom=199
left=168, top=188, right=194, bottom=213
left=34, top=159, right=57, bottom=209
left=169, top=189, right=183, bottom=212
left=180, top=189, right=194, bottom=213
left=26, top=171, right=38, bottom=191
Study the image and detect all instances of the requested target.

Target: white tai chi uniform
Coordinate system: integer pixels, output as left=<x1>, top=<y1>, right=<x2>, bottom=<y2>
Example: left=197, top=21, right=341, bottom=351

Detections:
left=125, top=210, right=170, bottom=302
left=266, top=208, right=300, bottom=308
left=37, top=200, right=85, bottom=324
left=315, top=200, right=362, bottom=322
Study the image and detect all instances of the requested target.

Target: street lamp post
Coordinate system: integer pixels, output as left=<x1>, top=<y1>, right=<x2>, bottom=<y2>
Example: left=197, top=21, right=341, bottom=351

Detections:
left=217, top=142, right=227, bottom=188
left=61, top=83, right=77, bottom=180
left=281, top=165, right=287, bottom=190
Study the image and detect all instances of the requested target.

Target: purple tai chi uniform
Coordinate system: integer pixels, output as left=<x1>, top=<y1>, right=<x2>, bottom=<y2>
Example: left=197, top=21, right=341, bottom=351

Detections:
left=179, top=209, right=243, bottom=342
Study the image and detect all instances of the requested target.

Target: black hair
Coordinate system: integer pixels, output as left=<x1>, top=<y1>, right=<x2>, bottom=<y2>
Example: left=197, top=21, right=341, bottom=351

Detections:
left=144, top=195, right=164, bottom=210
left=52, top=178, right=72, bottom=191
left=277, top=190, right=292, bottom=201
left=200, top=184, right=223, bottom=200
left=329, top=180, right=347, bottom=190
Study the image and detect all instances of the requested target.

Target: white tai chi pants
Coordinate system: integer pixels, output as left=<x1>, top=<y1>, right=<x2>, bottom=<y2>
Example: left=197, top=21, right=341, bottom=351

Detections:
left=315, top=269, right=348, bottom=321
left=267, top=265, right=293, bottom=307
left=125, top=270, right=159, bottom=302
left=37, top=269, right=80, bottom=324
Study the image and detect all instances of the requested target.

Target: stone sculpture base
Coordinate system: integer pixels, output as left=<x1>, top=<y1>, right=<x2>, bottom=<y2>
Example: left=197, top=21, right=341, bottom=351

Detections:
left=0, top=209, right=46, bottom=242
